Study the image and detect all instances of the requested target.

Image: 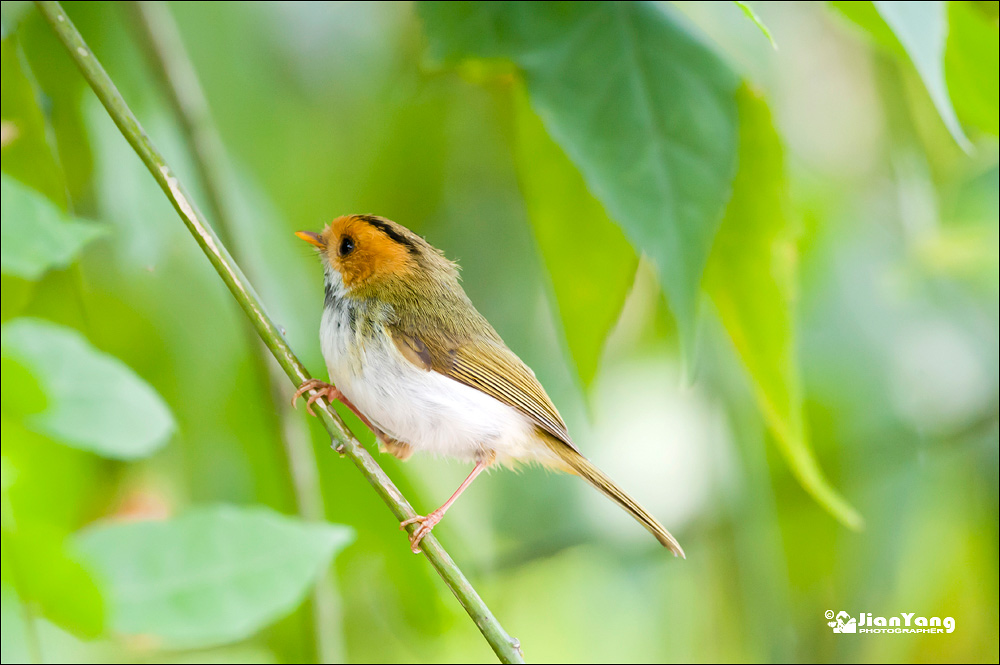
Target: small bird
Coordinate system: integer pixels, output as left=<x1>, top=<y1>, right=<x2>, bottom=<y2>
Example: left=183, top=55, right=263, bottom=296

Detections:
left=294, top=214, right=683, bottom=556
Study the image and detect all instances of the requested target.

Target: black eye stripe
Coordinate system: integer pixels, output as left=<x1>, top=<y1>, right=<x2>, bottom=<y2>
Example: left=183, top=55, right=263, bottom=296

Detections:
left=357, top=215, right=419, bottom=255
left=339, top=236, right=355, bottom=257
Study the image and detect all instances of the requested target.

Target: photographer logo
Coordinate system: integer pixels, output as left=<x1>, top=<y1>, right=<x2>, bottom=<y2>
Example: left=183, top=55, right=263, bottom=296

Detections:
left=825, top=610, right=955, bottom=634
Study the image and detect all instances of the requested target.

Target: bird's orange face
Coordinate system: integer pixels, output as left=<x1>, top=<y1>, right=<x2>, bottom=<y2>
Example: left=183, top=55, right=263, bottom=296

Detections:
left=297, top=215, right=417, bottom=291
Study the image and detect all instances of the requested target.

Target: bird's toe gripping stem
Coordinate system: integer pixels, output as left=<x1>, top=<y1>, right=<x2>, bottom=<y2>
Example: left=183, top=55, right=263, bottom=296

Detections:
left=291, top=379, right=343, bottom=416
left=399, top=510, right=445, bottom=554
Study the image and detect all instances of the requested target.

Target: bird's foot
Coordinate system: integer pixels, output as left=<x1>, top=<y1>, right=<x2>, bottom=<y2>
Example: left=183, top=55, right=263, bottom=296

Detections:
left=293, top=379, right=387, bottom=450
left=399, top=509, right=445, bottom=554
left=291, top=379, right=343, bottom=416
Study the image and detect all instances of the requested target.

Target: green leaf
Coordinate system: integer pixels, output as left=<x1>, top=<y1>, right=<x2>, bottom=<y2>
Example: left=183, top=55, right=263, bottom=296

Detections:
left=0, top=2, right=32, bottom=38
left=0, top=583, right=29, bottom=663
left=0, top=38, right=64, bottom=202
left=0, top=354, right=45, bottom=421
left=705, top=87, right=863, bottom=529
left=418, top=1, right=740, bottom=350
left=873, top=1, right=971, bottom=150
left=1, top=521, right=106, bottom=638
left=75, top=506, right=354, bottom=650
left=945, top=0, right=999, bottom=137
left=0, top=318, right=174, bottom=459
left=512, top=87, right=637, bottom=387
left=831, top=1, right=902, bottom=53
left=833, top=1, right=972, bottom=151
left=734, top=1, right=778, bottom=49
left=0, top=174, right=104, bottom=280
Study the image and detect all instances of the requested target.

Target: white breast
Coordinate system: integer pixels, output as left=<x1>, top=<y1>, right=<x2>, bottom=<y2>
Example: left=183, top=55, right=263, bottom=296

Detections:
left=319, top=276, right=547, bottom=466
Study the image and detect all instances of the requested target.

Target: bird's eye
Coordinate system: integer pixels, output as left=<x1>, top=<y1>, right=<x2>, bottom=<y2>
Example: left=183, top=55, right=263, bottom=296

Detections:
left=339, top=236, right=355, bottom=257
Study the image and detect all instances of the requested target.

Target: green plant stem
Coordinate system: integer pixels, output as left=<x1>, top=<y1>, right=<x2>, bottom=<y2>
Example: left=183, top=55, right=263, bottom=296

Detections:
left=122, top=2, right=340, bottom=660
left=35, top=3, right=524, bottom=663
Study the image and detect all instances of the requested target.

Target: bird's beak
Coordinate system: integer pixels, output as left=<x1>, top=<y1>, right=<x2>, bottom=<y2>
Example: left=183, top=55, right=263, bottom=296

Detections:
left=295, top=231, right=324, bottom=248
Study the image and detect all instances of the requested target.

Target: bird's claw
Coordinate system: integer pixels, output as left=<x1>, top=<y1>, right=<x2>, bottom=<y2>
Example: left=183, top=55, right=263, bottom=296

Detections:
left=292, top=379, right=343, bottom=416
left=399, top=510, right=443, bottom=554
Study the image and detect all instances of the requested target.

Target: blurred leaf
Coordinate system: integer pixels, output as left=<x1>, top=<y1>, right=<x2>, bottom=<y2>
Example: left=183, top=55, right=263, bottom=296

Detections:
left=945, top=0, right=999, bottom=137
left=0, top=354, right=45, bottom=419
left=0, top=38, right=64, bottom=203
left=872, top=1, right=971, bottom=150
left=0, top=318, right=174, bottom=459
left=831, top=1, right=902, bottom=52
left=706, top=87, right=863, bottom=529
left=0, top=174, right=103, bottom=280
left=1, top=415, right=106, bottom=536
left=75, top=505, right=354, bottom=650
left=0, top=606, right=274, bottom=664
left=0, top=5, right=25, bottom=35
left=734, top=2, right=778, bottom=49
left=0, top=3, right=31, bottom=38
left=17, top=9, right=97, bottom=205
left=418, top=0, right=740, bottom=350
left=833, top=1, right=972, bottom=151
left=0, top=583, right=29, bottom=663
left=1, top=520, right=105, bottom=638
left=511, top=86, right=637, bottom=387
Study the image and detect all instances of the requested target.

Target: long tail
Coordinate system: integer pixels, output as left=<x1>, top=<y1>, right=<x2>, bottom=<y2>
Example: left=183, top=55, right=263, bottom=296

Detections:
left=542, top=435, right=685, bottom=557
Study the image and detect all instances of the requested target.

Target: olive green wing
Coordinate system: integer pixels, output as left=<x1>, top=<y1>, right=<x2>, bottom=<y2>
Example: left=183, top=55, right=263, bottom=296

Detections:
left=391, top=328, right=579, bottom=453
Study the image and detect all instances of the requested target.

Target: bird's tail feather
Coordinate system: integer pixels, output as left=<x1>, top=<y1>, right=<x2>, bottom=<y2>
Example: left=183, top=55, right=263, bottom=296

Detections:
left=542, top=435, right=685, bottom=557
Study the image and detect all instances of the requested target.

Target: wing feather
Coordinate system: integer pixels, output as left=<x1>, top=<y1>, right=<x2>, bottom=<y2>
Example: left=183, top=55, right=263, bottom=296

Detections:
left=391, top=328, right=578, bottom=452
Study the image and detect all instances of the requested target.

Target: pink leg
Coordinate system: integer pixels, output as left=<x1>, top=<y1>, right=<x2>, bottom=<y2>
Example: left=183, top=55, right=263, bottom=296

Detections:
left=400, top=461, right=487, bottom=554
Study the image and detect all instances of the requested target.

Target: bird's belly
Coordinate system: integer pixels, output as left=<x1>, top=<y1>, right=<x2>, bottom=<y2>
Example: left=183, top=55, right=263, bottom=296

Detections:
left=321, top=313, right=539, bottom=463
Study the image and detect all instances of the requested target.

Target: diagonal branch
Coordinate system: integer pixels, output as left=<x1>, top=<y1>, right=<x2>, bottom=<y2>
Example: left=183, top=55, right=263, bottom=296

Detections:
left=34, top=2, right=524, bottom=663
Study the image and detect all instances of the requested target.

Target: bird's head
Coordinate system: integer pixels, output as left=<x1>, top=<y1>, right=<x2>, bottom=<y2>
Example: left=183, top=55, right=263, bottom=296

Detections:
left=296, top=214, right=457, bottom=300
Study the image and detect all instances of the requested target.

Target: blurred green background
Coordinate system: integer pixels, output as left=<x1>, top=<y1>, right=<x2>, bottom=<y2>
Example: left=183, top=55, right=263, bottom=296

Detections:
left=1, top=1, right=997, bottom=663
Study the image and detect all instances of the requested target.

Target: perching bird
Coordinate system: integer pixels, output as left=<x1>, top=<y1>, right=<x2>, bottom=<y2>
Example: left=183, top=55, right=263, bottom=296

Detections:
left=294, top=214, right=683, bottom=556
